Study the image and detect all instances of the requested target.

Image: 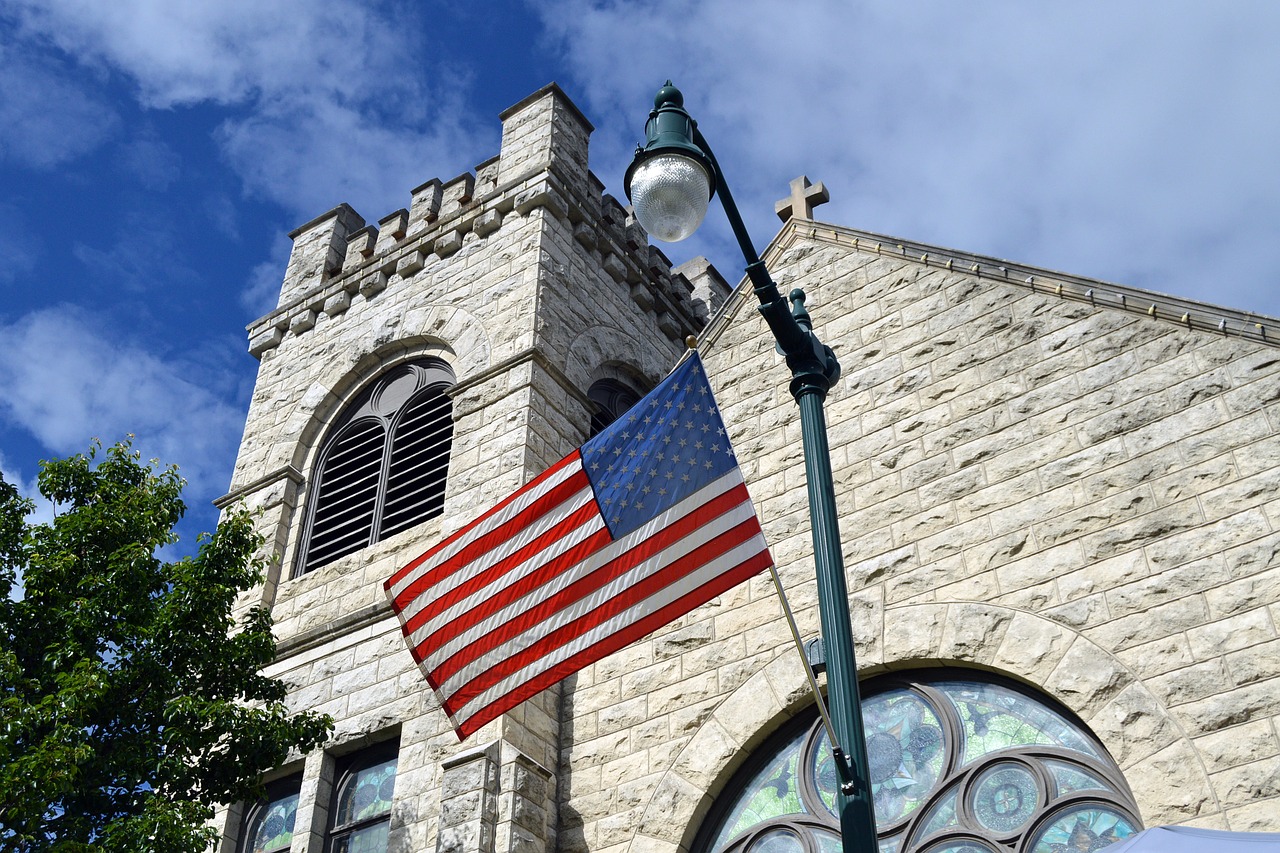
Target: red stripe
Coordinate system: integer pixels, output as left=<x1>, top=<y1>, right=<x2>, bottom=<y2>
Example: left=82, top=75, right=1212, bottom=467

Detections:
left=451, top=548, right=773, bottom=740
left=443, top=513, right=764, bottom=712
left=400, top=497, right=600, bottom=639
left=408, top=522, right=612, bottom=653
left=423, top=483, right=755, bottom=681
left=390, top=464, right=590, bottom=615
left=385, top=452, right=583, bottom=592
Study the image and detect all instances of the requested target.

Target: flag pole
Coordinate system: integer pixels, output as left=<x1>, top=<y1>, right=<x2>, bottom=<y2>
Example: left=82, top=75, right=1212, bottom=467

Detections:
left=766, top=563, right=842, bottom=757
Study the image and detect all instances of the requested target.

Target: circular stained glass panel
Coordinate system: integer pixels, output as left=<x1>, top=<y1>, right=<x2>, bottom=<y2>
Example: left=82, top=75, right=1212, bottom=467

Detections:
left=1028, top=805, right=1137, bottom=852
left=337, top=756, right=397, bottom=825
left=749, top=828, right=805, bottom=853
left=827, top=688, right=946, bottom=825
left=971, top=762, right=1039, bottom=834
left=919, top=840, right=998, bottom=853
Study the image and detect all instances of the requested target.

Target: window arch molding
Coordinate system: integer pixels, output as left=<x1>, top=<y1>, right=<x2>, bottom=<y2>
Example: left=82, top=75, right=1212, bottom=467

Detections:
left=294, top=357, right=456, bottom=575
left=583, top=361, right=652, bottom=438
left=691, top=669, right=1144, bottom=853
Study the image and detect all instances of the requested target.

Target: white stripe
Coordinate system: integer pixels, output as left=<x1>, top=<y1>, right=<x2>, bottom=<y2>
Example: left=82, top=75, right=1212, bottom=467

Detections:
left=388, top=457, right=586, bottom=602
left=404, top=507, right=606, bottom=651
left=453, top=533, right=769, bottom=726
left=396, top=481, right=597, bottom=632
left=433, top=495, right=758, bottom=695
left=426, top=470, right=746, bottom=681
left=435, top=500, right=760, bottom=702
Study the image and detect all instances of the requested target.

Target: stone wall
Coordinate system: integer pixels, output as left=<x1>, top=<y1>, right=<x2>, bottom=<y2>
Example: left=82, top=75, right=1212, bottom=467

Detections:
left=215, top=80, right=1280, bottom=853
left=558, top=220, right=1280, bottom=853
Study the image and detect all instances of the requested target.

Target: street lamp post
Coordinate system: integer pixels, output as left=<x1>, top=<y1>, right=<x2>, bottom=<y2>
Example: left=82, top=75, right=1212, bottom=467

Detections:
left=625, top=82, right=879, bottom=853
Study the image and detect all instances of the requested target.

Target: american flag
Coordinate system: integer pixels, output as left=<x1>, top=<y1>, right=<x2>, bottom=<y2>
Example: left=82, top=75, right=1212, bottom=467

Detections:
left=384, top=352, right=773, bottom=740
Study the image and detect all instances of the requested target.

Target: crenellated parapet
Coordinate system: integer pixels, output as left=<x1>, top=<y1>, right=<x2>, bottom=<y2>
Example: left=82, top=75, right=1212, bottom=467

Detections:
left=247, top=83, right=719, bottom=359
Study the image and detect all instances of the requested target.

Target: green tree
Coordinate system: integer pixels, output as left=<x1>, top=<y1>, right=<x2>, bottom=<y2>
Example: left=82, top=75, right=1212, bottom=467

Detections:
left=0, top=441, right=332, bottom=851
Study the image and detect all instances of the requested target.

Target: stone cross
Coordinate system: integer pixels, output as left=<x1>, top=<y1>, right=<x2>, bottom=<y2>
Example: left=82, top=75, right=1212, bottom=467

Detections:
left=775, top=176, right=830, bottom=222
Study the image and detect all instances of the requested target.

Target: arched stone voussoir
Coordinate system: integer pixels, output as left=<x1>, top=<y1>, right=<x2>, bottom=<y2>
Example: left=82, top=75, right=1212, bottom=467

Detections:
left=399, top=304, right=492, bottom=381
left=567, top=325, right=671, bottom=392
left=885, top=601, right=1214, bottom=826
left=633, top=601, right=1216, bottom=853
left=629, top=648, right=815, bottom=853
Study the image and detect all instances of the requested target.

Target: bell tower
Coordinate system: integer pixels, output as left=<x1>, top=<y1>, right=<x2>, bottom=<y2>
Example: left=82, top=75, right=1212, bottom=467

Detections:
left=214, top=84, right=729, bottom=853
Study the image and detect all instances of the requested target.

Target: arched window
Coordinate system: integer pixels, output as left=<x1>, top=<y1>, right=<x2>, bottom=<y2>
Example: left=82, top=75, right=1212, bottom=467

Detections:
left=238, top=775, right=302, bottom=853
left=328, top=741, right=398, bottom=852
left=297, top=359, right=454, bottom=574
left=695, top=671, right=1143, bottom=853
left=588, top=378, right=643, bottom=437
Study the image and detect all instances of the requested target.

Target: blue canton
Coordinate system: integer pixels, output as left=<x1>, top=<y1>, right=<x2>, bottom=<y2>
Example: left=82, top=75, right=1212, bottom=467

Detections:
left=581, top=354, right=738, bottom=539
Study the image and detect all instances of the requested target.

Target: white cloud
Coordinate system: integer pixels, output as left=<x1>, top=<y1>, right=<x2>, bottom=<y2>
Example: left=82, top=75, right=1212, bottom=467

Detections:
left=0, top=308, right=246, bottom=504
left=0, top=43, right=120, bottom=169
left=5, top=0, right=491, bottom=223
left=241, top=233, right=293, bottom=317
left=539, top=0, right=1280, bottom=318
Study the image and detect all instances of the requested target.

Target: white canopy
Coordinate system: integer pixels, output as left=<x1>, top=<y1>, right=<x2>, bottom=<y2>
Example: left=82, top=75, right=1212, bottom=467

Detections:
left=1107, top=826, right=1280, bottom=852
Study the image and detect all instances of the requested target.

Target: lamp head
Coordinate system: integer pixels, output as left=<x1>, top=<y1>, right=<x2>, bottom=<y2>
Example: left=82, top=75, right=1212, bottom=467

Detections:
left=624, top=82, right=716, bottom=242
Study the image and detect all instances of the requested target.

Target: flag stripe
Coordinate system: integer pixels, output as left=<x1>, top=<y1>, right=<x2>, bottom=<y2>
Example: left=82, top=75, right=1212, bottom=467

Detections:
left=443, top=513, right=764, bottom=715
left=386, top=352, right=774, bottom=741
left=399, top=492, right=603, bottom=642
left=410, top=471, right=747, bottom=669
left=451, top=543, right=773, bottom=738
left=386, top=451, right=584, bottom=595
left=425, top=480, right=756, bottom=692
left=391, top=462, right=591, bottom=612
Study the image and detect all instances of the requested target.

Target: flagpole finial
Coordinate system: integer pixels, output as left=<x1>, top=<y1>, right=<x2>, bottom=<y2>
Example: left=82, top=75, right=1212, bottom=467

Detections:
left=685, top=335, right=699, bottom=349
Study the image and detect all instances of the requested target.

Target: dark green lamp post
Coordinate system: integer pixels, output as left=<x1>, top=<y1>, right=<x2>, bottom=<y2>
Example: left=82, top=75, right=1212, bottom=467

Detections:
left=626, top=82, right=879, bottom=853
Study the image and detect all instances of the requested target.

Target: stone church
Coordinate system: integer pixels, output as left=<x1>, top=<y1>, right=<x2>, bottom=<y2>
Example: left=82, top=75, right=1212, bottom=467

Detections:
left=213, top=84, right=1280, bottom=853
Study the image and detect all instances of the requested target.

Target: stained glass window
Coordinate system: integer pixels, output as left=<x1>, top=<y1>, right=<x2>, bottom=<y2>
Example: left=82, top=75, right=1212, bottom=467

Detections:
left=694, top=670, right=1142, bottom=853
left=329, top=742, right=398, bottom=853
left=239, top=775, right=302, bottom=853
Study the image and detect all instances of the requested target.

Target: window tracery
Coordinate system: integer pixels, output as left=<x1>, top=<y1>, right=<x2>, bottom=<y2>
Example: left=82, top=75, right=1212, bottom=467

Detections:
left=297, top=359, right=454, bottom=574
left=697, top=672, right=1141, bottom=853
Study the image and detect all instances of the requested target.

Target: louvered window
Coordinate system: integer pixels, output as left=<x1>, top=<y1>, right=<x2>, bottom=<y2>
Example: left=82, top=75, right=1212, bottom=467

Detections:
left=297, top=360, right=454, bottom=575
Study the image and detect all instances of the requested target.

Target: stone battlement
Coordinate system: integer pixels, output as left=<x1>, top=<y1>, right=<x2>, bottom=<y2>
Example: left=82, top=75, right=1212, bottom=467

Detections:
left=247, top=83, right=712, bottom=359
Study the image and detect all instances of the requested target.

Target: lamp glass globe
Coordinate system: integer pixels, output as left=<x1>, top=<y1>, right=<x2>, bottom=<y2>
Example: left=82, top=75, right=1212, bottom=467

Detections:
left=629, top=153, right=711, bottom=242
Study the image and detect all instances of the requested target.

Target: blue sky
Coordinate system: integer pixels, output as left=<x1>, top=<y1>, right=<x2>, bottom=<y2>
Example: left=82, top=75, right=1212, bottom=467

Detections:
left=2, top=1, right=1279, bottom=548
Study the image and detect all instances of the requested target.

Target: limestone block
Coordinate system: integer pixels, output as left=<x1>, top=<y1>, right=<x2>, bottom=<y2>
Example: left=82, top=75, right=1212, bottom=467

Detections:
left=646, top=672, right=718, bottom=718
left=289, top=309, right=317, bottom=334
left=1089, top=594, right=1209, bottom=653
left=884, top=602, right=946, bottom=661
left=1086, top=682, right=1180, bottom=768
left=397, top=248, right=427, bottom=278
left=1116, top=634, right=1195, bottom=681
left=435, top=231, right=463, bottom=258
left=474, top=209, right=503, bottom=238
left=1171, top=680, right=1280, bottom=736
left=323, top=290, right=351, bottom=317
left=1225, top=637, right=1280, bottom=686
left=1121, top=739, right=1214, bottom=823
left=343, top=224, right=377, bottom=270
left=1186, top=607, right=1276, bottom=660
left=514, top=186, right=567, bottom=220
left=1044, top=638, right=1133, bottom=717
left=937, top=602, right=1012, bottom=664
left=991, top=612, right=1073, bottom=682
left=249, top=325, right=284, bottom=357
left=359, top=270, right=388, bottom=298
left=1193, top=718, right=1279, bottom=772
left=1211, top=755, right=1280, bottom=808
left=1149, top=658, right=1232, bottom=707
left=1107, top=558, right=1230, bottom=620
